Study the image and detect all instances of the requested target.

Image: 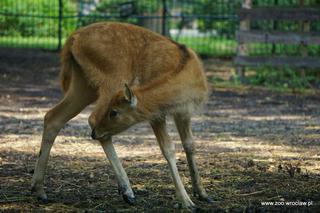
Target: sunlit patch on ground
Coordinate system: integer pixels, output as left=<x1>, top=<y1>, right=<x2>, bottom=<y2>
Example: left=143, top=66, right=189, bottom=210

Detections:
left=0, top=49, right=319, bottom=212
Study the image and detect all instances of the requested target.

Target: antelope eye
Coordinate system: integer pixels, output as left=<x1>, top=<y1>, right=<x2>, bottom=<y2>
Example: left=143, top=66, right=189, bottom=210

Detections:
left=109, top=109, right=119, bottom=118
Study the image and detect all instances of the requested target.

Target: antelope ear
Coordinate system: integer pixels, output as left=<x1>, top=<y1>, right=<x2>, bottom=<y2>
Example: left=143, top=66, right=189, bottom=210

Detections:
left=124, top=84, right=137, bottom=107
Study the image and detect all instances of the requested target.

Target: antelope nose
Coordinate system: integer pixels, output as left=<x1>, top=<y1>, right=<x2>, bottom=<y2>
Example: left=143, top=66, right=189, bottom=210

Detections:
left=91, top=129, right=97, bottom=139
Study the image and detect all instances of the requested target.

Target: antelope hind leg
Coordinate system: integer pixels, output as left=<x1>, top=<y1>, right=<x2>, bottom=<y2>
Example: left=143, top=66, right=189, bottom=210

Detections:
left=31, top=73, right=96, bottom=201
left=174, top=113, right=212, bottom=203
left=150, top=117, right=195, bottom=210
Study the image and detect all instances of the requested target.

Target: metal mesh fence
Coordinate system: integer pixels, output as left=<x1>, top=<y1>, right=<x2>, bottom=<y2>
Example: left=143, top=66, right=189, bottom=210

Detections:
left=0, top=0, right=319, bottom=56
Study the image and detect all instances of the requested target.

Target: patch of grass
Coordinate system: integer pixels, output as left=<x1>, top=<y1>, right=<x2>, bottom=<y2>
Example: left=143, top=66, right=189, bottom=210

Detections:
left=0, top=36, right=63, bottom=50
left=247, top=67, right=320, bottom=92
left=176, top=36, right=237, bottom=57
left=209, top=65, right=320, bottom=94
left=176, top=37, right=320, bottom=57
left=1, top=35, right=320, bottom=58
left=0, top=35, right=238, bottom=56
left=211, top=78, right=319, bottom=95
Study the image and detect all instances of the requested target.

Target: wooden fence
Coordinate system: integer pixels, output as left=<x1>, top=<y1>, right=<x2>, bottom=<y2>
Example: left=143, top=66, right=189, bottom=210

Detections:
left=235, top=0, right=320, bottom=78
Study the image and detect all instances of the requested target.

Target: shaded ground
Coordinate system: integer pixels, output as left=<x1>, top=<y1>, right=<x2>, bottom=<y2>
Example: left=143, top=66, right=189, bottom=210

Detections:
left=0, top=49, right=320, bottom=212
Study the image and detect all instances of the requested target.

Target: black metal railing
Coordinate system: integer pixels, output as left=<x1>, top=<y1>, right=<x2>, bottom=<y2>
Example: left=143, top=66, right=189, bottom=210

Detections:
left=0, top=0, right=319, bottom=57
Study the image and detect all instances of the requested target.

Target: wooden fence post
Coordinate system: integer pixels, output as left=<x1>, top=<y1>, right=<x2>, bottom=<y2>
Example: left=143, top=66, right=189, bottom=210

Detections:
left=236, top=0, right=251, bottom=81
left=57, top=0, right=63, bottom=51
left=162, top=0, right=168, bottom=36
left=299, top=0, right=310, bottom=79
left=271, top=0, right=278, bottom=54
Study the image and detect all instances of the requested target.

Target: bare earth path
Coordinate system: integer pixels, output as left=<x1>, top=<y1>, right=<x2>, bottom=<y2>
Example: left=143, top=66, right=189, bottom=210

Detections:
left=0, top=49, right=319, bottom=212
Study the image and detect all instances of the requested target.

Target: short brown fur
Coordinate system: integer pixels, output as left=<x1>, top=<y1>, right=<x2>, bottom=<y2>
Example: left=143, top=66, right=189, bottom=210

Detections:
left=31, top=22, right=210, bottom=209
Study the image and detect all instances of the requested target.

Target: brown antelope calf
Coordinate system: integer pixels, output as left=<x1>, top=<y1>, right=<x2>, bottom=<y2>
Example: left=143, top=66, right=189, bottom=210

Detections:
left=31, top=22, right=210, bottom=209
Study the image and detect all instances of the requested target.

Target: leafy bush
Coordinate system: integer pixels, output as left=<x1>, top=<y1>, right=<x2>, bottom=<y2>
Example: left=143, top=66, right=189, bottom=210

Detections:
left=248, top=67, right=320, bottom=90
left=0, top=0, right=77, bottom=37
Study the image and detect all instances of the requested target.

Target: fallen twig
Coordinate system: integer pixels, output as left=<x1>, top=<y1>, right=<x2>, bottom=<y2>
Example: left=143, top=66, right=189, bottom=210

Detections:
left=236, top=190, right=264, bottom=196
left=0, top=196, right=29, bottom=203
left=60, top=180, right=81, bottom=188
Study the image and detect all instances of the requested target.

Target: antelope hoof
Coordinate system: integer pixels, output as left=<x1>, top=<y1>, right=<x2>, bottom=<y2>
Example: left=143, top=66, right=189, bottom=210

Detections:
left=194, top=191, right=213, bottom=203
left=174, top=201, right=197, bottom=212
left=184, top=202, right=197, bottom=213
left=187, top=202, right=196, bottom=212
left=31, top=186, right=48, bottom=203
left=122, top=194, right=136, bottom=205
left=118, top=186, right=135, bottom=205
left=199, top=195, right=213, bottom=203
left=188, top=205, right=197, bottom=213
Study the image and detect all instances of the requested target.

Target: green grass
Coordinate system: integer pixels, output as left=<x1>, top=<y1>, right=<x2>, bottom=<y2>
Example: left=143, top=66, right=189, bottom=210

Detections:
left=209, top=66, right=320, bottom=94
left=0, top=35, right=238, bottom=56
left=176, top=36, right=320, bottom=57
left=212, top=77, right=319, bottom=94
left=1, top=35, right=319, bottom=57
left=246, top=66, right=320, bottom=91
left=0, top=36, right=60, bottom=50
left=176, top=36, right=237, bottom=57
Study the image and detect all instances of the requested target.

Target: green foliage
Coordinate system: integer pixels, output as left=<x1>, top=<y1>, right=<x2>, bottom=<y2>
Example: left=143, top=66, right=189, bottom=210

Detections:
left=248, top=67, right=319, bottom=90
left=191, top=0, right=241, bottom=37
left=0, top=0, right=77, bottom=37
left=78, top=0, right=161, bottom=27
left=94, top=0, right=159, bottom=14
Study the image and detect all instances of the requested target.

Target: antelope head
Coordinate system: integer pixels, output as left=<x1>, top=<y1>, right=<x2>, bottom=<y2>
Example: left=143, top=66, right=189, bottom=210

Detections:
left=91, top=84, right=141, bottom=140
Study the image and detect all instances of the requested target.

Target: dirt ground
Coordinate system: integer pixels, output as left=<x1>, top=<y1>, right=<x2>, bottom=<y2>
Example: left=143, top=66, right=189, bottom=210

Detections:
left=0, top=49, right=319, bottom=212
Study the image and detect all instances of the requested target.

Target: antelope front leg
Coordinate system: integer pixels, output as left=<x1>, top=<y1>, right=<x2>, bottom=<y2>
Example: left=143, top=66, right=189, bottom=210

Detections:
left=150, top=118, right=195, bottom=210
left=99, top=138, right=135, bottom=204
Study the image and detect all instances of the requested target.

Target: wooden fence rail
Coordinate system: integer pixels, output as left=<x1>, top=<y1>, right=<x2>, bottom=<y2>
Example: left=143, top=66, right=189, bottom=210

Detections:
left=238, top=8, right=320, bottom=21
left=236, top=31, right=320, bottom=45
left=235, top=1, right=320, bottom=79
